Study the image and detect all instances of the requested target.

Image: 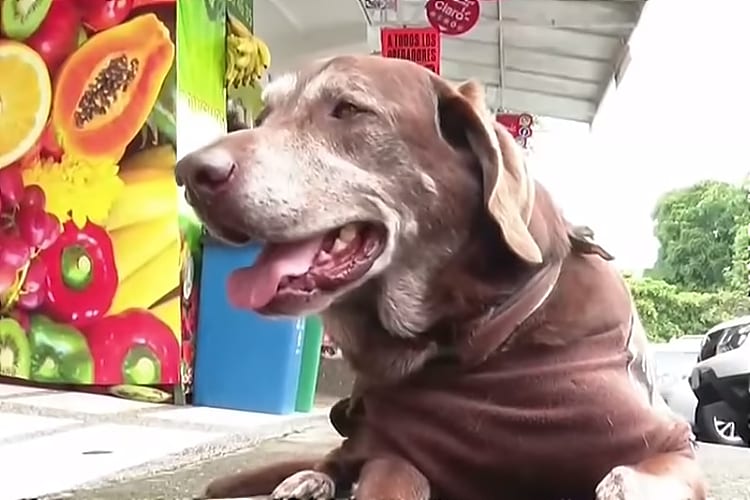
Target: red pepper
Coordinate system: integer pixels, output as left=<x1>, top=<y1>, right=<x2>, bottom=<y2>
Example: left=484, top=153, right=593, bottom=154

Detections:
left=39, top=221, right=118, bottom=327
left=132, top=0, right=174, bottom=7
left=83, top=309, right=180, bottom=385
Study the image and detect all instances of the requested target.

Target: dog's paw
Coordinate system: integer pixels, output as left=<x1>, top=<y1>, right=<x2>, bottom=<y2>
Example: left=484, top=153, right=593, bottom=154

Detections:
left=271, top=470, right=336, bottom=500
left=596, top=465, right=693, bottom=500
left=596, top=466, right=636, bottom=500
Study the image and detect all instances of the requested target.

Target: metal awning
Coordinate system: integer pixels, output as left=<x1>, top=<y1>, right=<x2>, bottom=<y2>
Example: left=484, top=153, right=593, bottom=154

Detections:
left=372, top=0, right=646, bottom=123
left=256, top=0, right=370, bottom=73
left=258, top=0, right=647, bottom=124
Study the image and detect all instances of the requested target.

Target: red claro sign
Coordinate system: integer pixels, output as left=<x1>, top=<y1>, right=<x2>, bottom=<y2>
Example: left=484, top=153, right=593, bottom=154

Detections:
left=425, top=0, right=480, bottom=36
left=496, top=113, right=534, bottom=148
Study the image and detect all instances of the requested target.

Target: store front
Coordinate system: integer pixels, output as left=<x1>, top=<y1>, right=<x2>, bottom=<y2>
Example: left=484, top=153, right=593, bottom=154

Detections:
left=0, top=0, right=648, bottom=410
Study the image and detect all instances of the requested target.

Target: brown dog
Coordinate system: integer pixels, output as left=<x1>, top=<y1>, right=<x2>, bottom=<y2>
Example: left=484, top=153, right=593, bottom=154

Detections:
left=176, top=55, right=706, bottom=500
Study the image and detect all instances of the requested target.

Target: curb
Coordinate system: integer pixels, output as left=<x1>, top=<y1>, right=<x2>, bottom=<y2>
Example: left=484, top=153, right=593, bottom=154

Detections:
left=41, top=410, right=330, bottom=499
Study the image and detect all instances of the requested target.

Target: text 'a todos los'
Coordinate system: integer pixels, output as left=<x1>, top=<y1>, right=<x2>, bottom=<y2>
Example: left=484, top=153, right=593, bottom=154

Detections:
left=380, top=27, right=441, bottom=74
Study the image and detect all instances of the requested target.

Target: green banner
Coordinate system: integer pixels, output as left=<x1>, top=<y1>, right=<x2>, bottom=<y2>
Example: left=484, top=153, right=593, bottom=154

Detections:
left=177, top=0, right=226, bottom=124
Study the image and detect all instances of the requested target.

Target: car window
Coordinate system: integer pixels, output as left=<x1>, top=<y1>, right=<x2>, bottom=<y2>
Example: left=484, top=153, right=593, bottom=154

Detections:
left=707, top=328, right=725, bottom=339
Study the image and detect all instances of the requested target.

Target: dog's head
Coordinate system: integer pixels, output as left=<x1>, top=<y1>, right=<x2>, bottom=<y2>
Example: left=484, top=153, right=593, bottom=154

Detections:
left=176, top=55, right=544, bottom=335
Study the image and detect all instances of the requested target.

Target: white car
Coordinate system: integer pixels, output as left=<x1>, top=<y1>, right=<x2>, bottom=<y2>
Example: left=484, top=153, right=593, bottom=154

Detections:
left=653, top=339, right=699, bottom=421
left=653, top=335, right=746, bottom=446
left=689, top=315, right=750, bottom=446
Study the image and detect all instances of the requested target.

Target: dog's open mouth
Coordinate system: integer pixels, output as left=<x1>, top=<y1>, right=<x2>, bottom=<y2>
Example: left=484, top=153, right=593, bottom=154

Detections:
left=226, top=222, right=387, bottom=312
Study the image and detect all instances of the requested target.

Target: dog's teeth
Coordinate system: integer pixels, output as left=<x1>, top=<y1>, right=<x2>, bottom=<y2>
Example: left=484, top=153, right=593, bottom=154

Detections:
left=315, top=251, right=332, bottom=264
left=331, top=238, right=349, bottom=254
left=338, top=224, right=358, bottom=243
left=329, top=224, right=358, bottom=254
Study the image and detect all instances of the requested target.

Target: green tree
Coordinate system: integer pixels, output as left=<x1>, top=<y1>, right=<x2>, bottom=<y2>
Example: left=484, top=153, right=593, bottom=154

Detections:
left=725, top=222, right=750, bottom=292
left=724, top=176, right=750, bottom=293
left=651, top=180, right=750, bottom=292
left=625, top=275, right=750, bottom=342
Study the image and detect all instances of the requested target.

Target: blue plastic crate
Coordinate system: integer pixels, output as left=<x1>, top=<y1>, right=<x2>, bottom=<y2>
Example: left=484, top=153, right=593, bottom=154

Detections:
left=193, top=239, right=304, bottom=415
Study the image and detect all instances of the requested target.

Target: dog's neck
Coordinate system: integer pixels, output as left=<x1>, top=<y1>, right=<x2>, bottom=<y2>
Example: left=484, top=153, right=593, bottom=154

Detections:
left=323, top=184, right=572, bottom=385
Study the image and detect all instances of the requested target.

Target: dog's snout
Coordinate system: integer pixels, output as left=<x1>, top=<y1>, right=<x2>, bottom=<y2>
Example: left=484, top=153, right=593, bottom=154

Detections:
left=175, top=149, right=237, bottom=194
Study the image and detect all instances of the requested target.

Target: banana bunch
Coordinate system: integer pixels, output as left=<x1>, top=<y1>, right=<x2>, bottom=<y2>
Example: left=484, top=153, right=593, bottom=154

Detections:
left=106, top=146, right=177, bottom=232
left=226, top=14, right=271, bottom=88
left=107, top=238, right=181, bottom=316
left=110, top=215, right=178, bottom=282
left=104, top=146, right=182, bottom=315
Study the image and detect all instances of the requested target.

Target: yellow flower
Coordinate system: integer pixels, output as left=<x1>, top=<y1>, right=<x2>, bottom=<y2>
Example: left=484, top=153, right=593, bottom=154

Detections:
left=22, top=155, right=124, bottom=228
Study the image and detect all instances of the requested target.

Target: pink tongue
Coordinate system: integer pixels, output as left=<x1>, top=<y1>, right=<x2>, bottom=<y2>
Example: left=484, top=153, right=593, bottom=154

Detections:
left=226, top=236, right=325, bottom=310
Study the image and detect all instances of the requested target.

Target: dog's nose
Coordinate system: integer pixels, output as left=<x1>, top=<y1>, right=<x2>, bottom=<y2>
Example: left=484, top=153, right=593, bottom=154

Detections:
left=175, top=149, right=237, bottom=194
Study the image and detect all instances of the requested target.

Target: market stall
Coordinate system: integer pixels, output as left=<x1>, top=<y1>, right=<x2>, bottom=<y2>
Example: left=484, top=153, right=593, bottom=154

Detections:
left=0, top=0, right=649, bottom=407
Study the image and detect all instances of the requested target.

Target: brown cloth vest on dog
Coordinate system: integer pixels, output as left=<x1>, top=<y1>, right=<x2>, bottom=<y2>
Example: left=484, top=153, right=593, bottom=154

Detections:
left=342, top=253, right=694, bottom=500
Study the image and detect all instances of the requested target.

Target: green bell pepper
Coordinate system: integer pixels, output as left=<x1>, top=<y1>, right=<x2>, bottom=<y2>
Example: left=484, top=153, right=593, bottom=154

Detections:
left=29, top=315, right=94, bottom=384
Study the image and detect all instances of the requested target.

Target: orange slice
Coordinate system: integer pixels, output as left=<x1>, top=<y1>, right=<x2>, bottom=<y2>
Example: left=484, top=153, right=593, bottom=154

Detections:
left=0, top=41, right=52, bottom=169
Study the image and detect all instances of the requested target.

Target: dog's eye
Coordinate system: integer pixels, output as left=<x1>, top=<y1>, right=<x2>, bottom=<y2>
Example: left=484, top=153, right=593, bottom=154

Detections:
left=331, top=101, right=365, bottom=119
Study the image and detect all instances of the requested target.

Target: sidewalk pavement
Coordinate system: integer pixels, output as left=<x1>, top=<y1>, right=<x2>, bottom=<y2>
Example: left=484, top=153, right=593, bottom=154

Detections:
left=58, top=420, right=344, bottom=500
left=4, top=380, right=750, bottom=500
left=43, top=419, right=750, bottom=500
left=0, top=383, right=329, bottom=500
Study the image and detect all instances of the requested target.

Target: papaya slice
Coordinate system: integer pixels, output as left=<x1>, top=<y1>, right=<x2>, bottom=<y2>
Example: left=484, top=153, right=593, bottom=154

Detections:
left=52, top=14, right=174, bottom=164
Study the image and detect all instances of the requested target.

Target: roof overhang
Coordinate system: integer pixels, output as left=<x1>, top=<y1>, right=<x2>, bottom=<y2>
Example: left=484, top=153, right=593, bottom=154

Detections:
left=257, top=0, right=648, bottom=124
left=376, top=0, right=646, bottom=123
left=256, top=0, right=370, bottom=71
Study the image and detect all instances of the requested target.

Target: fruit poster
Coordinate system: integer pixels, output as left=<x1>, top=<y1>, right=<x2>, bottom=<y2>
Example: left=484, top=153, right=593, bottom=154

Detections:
left=0, top=0, right=190, bottom=403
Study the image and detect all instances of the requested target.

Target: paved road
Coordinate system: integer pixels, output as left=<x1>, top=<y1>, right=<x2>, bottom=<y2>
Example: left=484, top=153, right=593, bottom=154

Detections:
left=56, top=422, right=750, bottom=500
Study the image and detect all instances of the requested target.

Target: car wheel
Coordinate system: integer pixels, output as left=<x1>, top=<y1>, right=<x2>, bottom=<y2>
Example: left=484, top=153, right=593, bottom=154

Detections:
left=695, top=402, right=746, bottom=446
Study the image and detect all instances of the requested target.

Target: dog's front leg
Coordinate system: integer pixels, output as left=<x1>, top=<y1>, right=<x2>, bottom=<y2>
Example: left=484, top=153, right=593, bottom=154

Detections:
left=204, top=445, right=357, bottom=499
left=203, top=458, right=321, bottom=498
left=595, top=451, right=706, bottom=500
left=354, top=456, right=430, bottom=500
left=270, top=443, right=362, bottom=500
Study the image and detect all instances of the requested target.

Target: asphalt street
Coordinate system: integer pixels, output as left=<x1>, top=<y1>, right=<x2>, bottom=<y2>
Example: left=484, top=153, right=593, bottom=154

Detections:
left=53, top=421, right=750, bottom=500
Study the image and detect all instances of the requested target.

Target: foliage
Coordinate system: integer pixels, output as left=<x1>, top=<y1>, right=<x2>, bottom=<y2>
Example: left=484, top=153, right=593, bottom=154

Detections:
left=619, top=178, right=750, bottom=342
left=725, top=221, right=750, bottom=293
left=650, top=180, right=750, bottom=292
left=725, top=176, right=750, bottom=292
left=625, top=275, right=750, bottom=343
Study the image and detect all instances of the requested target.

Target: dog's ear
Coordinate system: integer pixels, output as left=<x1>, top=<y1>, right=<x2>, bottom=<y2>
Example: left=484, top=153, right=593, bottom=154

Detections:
left=432, top=77, right=542, bottom=264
